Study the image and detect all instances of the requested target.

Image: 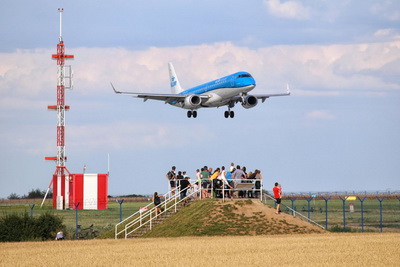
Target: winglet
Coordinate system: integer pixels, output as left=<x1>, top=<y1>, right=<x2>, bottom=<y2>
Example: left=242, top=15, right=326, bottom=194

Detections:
left=110, top=82, right=121, bottom=94
left=286, top=83, right=291, bottom=95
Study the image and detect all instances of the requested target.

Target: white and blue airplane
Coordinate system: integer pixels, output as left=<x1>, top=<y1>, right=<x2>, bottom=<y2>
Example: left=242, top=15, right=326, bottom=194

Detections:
left=111, top=62, right=290, bottom=118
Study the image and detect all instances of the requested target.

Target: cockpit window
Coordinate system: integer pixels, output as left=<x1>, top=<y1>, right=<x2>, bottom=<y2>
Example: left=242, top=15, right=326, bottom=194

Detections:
left=238, top=74, right=252, bottom=78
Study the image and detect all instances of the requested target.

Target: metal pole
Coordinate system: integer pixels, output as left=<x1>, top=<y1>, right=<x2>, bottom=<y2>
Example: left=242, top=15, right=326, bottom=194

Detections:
left=304, top=197, right=313, bottom=221
left=339, top=196, right=348, bottom=232
left=357, top=196, right=367, bottom=232
left=117, top=199, right=124, bottom=222
left=376, top=196, right=385, bottom=232
left=288, top=197, right=297, bottom=216
left=74, top=202, right=80, bottom=239
left=29, top=204, right=35, bottom=218
left=322, top=196, right=331, bottom=230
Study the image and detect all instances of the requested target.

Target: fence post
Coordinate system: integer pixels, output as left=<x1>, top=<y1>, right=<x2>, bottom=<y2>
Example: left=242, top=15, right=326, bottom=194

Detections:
left=376, top=196, right=386, bottom=232
left=117, top=199, right=124, bottom=223
left=288, top=197, right=297, bottom=216
left=74, top=202, right=80, bottom=239
left=222, top=184, right=225, bottom=202
left=29, top=204, right=35, bottom=218
left=338, top=196, right=348, bottom=232
left=357, top=196, right=367, bottom=232
left=321, top=196, right=331, bottom=230
left=150, top=211, right=152, bottom=230
left=199, top=183, right=202, bottom=200
left=304, top=196, right=313, bottom=221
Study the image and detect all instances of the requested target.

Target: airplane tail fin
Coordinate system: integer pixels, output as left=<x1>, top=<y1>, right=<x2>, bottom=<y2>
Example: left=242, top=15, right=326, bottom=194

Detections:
left=168, top=62, right=183, bottom=94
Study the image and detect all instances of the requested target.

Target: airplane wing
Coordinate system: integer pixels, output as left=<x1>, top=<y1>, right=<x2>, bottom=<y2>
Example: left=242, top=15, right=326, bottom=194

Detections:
left=111, top=83, right=209, bottom=103
left=252, top=91, right=291, bottom=103
left=231, top=85, right=291, bottom=103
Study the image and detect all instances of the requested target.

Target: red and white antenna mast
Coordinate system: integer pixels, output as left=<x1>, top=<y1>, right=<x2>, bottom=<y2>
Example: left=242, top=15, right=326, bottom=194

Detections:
left=44, top=8, right=74, bottom=209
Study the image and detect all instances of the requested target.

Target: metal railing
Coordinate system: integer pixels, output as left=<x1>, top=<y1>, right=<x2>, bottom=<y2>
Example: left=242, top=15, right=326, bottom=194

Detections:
left=177, top=178, right=263, bottom=202
left=114, top=187, right=175, bottom=239
left=115, top=185, right=200, bottom=239
left=262, top=193, right=326, bottom=230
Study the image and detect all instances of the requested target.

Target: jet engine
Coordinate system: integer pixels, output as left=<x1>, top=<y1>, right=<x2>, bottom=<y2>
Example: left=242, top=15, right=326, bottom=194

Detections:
left=241, top=95, right=258, bottom=109
left=184, top=95, right=201, bottom=108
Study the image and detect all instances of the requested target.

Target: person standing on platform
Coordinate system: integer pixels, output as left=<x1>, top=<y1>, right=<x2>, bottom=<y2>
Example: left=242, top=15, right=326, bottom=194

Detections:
left=201, top=166, right=210, bottom=199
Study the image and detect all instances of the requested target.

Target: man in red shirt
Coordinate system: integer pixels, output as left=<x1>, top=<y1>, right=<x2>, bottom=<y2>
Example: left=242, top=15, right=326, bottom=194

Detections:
left=273, top=182, right=281, bottom=214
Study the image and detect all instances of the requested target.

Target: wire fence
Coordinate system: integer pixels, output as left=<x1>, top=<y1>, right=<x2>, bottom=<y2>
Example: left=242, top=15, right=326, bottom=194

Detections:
left=263, top=194, right=400, bottom=233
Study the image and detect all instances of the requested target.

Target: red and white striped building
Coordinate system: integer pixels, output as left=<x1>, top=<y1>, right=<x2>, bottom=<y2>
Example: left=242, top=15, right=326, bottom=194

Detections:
left=52, top=174, right=108, bottom=210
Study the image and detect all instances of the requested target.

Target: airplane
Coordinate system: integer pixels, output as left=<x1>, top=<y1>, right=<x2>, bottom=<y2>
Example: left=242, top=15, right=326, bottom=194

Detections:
left=111, top=62, right=290, bottom=118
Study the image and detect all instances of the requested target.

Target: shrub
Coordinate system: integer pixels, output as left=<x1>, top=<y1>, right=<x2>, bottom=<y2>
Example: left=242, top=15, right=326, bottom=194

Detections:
left=0, top=212, right=65, bottom=242
left=329, top=224, right=355, bottom=233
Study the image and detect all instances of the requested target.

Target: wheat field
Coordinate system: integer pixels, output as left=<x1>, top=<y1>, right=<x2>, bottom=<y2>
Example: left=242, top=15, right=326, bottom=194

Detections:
left=1, top=233, right=399, bottom=266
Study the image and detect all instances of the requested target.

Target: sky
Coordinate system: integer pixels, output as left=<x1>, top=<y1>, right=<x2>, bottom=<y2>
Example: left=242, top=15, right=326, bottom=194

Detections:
left=0, top=0, right=399, bottom=198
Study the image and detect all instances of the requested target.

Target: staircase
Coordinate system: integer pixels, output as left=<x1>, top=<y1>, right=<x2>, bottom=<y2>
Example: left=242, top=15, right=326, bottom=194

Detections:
left=115, top=186, right=199, bottom=239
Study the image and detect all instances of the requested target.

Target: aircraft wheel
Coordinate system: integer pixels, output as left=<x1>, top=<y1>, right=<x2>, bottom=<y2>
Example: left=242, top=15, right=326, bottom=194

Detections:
left=224, top=111, right=229, bottom=118
left=230, top=111, right=235, bottom=118
left=193, top=111, right=197, bottom=118
left=187, top=111, right=192, bottom=118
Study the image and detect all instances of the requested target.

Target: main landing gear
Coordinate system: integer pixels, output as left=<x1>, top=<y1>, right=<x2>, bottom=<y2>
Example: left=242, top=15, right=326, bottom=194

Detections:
left=224, top=110, right=234, bottom=118
left=187, top=110, right=197, bottom=118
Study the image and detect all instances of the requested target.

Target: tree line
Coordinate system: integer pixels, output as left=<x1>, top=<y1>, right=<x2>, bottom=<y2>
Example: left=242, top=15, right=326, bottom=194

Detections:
left=7, top=188, right=52, bottom=200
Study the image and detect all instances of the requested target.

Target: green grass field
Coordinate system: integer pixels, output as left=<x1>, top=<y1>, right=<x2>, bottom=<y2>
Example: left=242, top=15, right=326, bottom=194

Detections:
left=1, top=196, right=399, bottom=239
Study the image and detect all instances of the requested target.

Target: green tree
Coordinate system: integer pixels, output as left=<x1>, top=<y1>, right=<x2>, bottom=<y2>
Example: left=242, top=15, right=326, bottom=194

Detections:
left=7, top=193, right=20, bottom=199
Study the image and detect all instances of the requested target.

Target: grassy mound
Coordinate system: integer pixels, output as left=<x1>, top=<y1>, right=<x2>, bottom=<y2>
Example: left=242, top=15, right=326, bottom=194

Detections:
left=142, top=199, right=325, bottom=238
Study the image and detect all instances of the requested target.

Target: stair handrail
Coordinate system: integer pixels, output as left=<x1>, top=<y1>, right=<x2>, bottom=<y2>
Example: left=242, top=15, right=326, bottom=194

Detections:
left=115, top=187, right=179, bottom=239
left=123, top=185, right=200, bottom=239
left=262, top=193, right=325, bottom=229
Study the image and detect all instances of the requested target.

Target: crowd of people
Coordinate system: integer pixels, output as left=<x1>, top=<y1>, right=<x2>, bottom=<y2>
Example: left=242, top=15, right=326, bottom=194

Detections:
left=152, top=164, right=283, bottom=217
left=165, top=164, right=264, bottom=200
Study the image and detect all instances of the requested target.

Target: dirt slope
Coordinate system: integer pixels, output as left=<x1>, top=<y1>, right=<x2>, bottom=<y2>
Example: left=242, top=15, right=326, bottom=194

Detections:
left=142, top=199, right=326, bottom=237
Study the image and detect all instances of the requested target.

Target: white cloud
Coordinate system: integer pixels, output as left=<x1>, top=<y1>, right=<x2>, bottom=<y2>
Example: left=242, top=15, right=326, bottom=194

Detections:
left=1, top=40, right=399, bottom=112
left=306, top=110, right=336, bottom=121
left=373, top=29, right=400, bottom=41
left=263, top=0, right=310, bottom=20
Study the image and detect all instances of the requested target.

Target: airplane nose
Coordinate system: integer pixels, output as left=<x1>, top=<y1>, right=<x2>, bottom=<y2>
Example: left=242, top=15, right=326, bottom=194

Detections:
left=246, top=77, right=256, bottom=86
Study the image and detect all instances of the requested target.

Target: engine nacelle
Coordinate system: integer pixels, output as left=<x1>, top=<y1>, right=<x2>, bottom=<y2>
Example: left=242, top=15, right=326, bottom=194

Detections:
left=241, top=95, right=258, bottom=109
left=184, top=95, right=202, bottom=108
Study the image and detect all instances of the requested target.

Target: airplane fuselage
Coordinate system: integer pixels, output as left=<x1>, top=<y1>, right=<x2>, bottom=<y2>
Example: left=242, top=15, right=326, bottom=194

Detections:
left=172, top=72, right=256, bottom=109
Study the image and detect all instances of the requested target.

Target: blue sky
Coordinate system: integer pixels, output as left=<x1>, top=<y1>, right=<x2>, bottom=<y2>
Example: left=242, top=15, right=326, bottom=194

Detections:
left=1, top=0, right=399, bottom=198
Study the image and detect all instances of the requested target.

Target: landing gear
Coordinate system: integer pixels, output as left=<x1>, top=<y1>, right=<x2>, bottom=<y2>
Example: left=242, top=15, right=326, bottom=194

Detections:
left=187, top=110, right=197, bottom=118
left=224, top=110, right=234, bottom=118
